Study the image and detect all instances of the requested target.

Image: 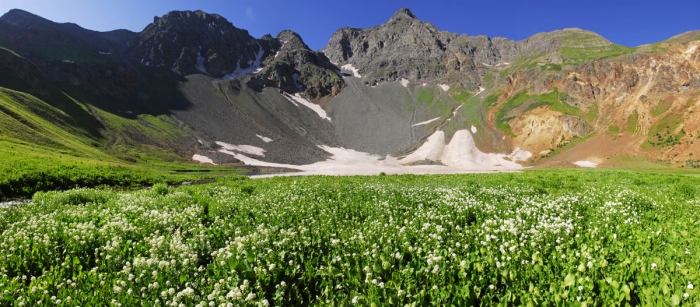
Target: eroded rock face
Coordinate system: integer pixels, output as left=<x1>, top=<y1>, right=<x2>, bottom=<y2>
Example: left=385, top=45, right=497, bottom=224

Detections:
left=126, top=11, right=344, bottom=99
left=321, top=8, right=612, bottom=90
left=248, top=30, right=345, bottom=99
left=125, top=10, right=270, bottom=78
left=509, top=107, right=593, bottom=154
left=503, top=44, right=700, bottom=106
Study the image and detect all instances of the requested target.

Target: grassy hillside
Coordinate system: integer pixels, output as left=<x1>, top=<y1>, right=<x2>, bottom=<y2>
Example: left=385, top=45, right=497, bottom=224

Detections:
left=0, top=85, right=238, bottom=200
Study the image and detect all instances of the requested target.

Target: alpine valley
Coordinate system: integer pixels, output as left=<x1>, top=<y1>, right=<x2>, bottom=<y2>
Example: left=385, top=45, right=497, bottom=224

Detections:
left=1, top=8, right=699, bottom=192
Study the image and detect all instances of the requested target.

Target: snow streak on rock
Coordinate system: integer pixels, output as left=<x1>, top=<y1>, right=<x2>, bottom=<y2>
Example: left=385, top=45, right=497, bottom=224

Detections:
left=341, top=64, right=362, bottom=78
left=256, top=134, right=273, bottom=143
left=282, top=93, right=331, bottom=122
left=412, top=117, right=440, bottom=127
left=221, top=43, right=265, bottom=79
left=195, top=51, right=207, bottom=74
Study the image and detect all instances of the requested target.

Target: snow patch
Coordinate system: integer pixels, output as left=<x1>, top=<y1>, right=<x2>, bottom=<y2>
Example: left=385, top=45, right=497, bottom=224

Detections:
left=192, top=154, right=216, bottom=165
left=274, top=40, right=287, bottom=58
left=471, top=125, right=477, bottom=133
left=195, top=51, right=207, bottom=74
left=412, top=117, right=440, bottom=127
left=216, top=141, right=266, bottom=156
left=400, top=78, right=410, bottom=87
left=685, top=42, right=699, bottom=57
left=221, top=43, right=265, bottom=79
left=256, top=134, right=273, bottom=143
left=573, top=161, right=597, bottom=168
left=217, top=130, right=529, bottom=177
left=220, top=29, right=224, bottom=35
left=282, top=93, right=331, bottom=122
left=438, top=84, right=450, bottom=91
left=403, top=130, right=530, bottom=169
left=145, top=61, right=150, bottom=66
left=341, top=64, right=362, bottom=78
left=98, top=51, right=111, bottom=55
left=291, top=73, right=303, bottom=92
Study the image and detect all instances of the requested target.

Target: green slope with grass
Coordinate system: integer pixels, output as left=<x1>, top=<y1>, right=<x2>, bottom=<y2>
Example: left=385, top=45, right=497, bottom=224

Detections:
left=0, top=47, right=243, bottom=200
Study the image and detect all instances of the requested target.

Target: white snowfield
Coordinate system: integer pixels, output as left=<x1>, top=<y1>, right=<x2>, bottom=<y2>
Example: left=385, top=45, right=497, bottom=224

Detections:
left=98, top=51, right=111, bottom=55
left=282, top=93, right=332, bottom=122
left=204, top=129, right=531, bottom=176
left=471, top=125, right=477, bottom=133
left=216, top=141, right=266, bottom=156
left=221, top=43, right=265, bottom=79
left=256, top=134, right=273, bottom=143
left=400, top=78, right=410, bottom=87
left=412, top=117, right=440, bottom=127
left=438, top=84, right=450, bottom=91
left=192, top=154, right=215, bottom=165
left=341, top=64, right=362, bottom=78
left=573, top=161, right=597, bottom=168
left=402, top=130, right=530, bottom=169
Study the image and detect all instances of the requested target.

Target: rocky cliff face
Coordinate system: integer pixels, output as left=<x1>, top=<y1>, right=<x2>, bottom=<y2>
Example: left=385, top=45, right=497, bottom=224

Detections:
left=321, top=8, right=613, bottom=92
left=125, top=10, right=270, bottom=77
left=249, top=30, right=345, bottom=98
left=495, top=39, right=700, bottom=164
left=125, top=11, right=343, bottom=99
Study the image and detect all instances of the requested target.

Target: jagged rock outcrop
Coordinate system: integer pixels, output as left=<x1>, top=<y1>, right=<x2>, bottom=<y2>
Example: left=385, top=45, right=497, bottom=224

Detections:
left=125, top=10, right=271, bottom=77
left=249, top=30, right=345, bottom=98
left=125, top=11, right=343, bottom=99
left=503, top=44, right=700, bottom=105
left=321, top=8, right=614, bottom=91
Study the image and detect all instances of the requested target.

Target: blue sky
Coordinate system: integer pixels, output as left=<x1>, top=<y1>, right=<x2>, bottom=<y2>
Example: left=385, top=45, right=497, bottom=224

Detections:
left=1, top=0, right=698, bottom=50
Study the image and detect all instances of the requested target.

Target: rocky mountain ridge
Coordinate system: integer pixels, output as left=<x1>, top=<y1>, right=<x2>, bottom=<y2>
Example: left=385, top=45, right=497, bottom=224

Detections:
left=321, top=8, right=613, bottom=91
left=0, top=7, right=699, bottom=170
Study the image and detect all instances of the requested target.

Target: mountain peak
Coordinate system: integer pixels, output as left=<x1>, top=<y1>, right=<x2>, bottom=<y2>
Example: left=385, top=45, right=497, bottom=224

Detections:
left=390, top=8, right=416, bottom=20
left=1, top=8, right=51, bottom=26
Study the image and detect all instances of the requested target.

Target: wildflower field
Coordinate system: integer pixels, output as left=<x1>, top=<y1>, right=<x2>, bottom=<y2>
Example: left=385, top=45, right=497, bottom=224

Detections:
left=0, top=170, right=698, bottom=306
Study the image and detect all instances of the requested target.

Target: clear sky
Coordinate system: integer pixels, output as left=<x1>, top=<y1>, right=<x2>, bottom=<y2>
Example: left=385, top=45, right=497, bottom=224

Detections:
left=1, top=0, right=698, bottom=50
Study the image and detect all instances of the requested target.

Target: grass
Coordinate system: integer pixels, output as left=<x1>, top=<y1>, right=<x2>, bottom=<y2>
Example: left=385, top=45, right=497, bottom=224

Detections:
left=0, top=84, right=240, bottom=200
left=417, top=87, right=436, bottom=105
left=23, top=43, right=111, bottom=66
left=627, top=111, right=639, bottom=135
left=652, top=98, right=674, bottom=116
left=540, top=64, right=562, bottom=71
left=645, top=112, right=685, bottom=148
left=1, top=170, right=699, bottom=305
left=560, top=44, right=636, bottom=66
